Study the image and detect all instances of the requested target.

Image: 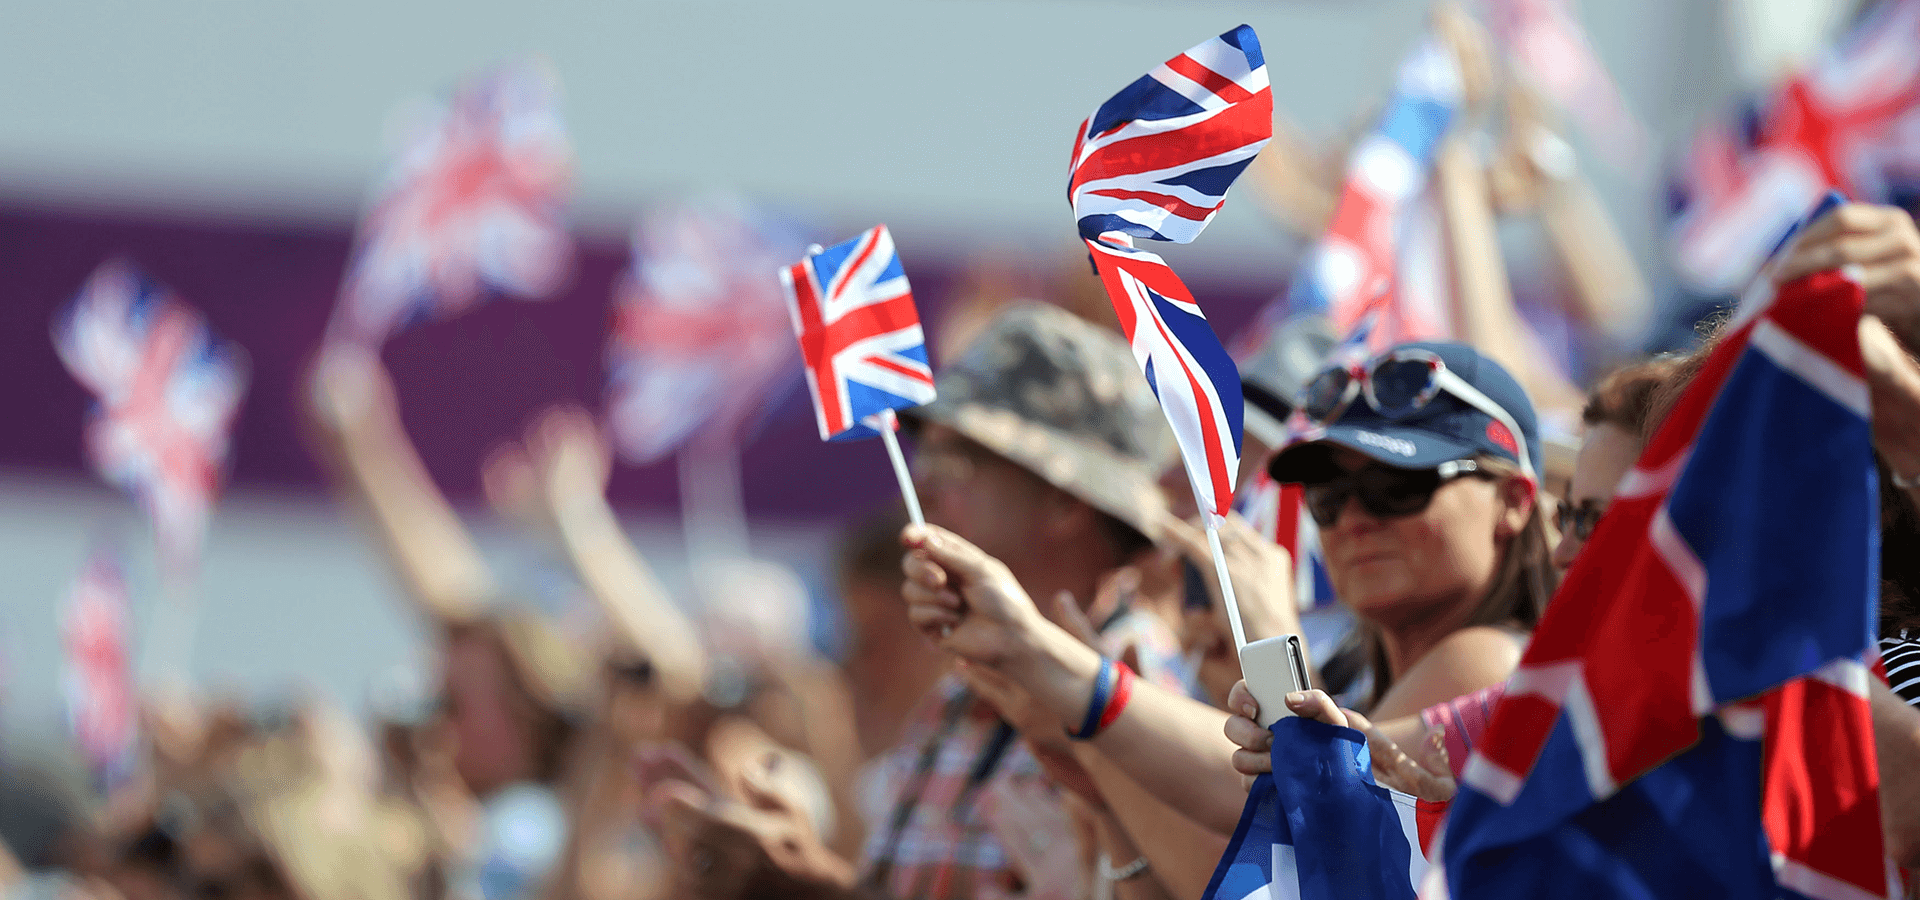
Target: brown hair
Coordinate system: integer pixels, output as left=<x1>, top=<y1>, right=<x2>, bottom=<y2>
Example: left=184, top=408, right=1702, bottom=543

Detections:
left=1583, top=357, right=1683, bottom=433
left=1359, top=455, right=1558, bottom=709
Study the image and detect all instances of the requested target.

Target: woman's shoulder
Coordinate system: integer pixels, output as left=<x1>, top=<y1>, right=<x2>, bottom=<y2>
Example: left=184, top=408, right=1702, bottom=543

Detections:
left=1430, top=624, right=1529, bottom=659
left=1370, top=626, right=1527, bottom=720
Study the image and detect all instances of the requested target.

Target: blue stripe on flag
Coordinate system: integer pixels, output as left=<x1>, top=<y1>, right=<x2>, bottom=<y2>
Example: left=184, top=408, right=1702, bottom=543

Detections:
left=1149, top=291, right=1244, bottom=454
left=1089, top=77, right=1207, bottom=137
left=1446, top=717, right=1776, bottom=900
left=1219, top=25, right=1264, bottom=68
left=809, top=240, right=858, bottom=283
left=1664, top=351, right=1878, bottom=703
left=1076, top=214, right=1172, bottom=244
left=1160, top=158, right=1261, bottom=198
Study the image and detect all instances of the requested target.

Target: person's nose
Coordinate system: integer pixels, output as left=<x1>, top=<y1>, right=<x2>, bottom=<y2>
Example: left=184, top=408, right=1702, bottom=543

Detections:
left=1551, top=532, right=1582, bottom=572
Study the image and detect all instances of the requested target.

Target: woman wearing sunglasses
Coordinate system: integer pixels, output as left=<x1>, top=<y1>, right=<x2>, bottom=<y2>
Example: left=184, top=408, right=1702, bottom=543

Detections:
left=1272, top=341, right=1553, bottom=719
left=893, top=341, right=1556, bottom=840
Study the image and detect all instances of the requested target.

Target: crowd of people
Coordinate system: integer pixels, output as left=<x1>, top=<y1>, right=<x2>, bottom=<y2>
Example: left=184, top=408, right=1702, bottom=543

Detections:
left=1, top=198, right=1915, bottom=900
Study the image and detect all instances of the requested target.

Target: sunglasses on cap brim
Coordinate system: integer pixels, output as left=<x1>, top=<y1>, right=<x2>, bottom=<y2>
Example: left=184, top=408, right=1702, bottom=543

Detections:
left=1298, top=348, right=1535, bottom=480
left=1303, top=458, right=1490, bottom=528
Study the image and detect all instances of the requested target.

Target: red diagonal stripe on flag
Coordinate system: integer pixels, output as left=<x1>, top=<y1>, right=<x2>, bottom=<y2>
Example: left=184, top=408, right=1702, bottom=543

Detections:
left=1163, top=53, right=1254, bottom=104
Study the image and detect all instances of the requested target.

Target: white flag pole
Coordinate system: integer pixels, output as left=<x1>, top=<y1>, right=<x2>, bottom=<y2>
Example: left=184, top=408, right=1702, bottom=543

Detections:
left=875, top=409, right=925, bottom=527
left=1203, top=511, right=1249, bottom=652
left=1182, top=465, right=1250, bottom=652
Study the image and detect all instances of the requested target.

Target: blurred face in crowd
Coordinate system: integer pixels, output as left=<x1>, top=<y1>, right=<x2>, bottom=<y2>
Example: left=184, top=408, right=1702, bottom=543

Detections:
left=911, top=424, right=1064, bottom=573
left=440, top=628, right=542, bottom=798
left=602, top=654, right=668, bottom=747
left=1315, top=448, right=1523, bottom=630
left=1551, top=423, right=1642, bottom=571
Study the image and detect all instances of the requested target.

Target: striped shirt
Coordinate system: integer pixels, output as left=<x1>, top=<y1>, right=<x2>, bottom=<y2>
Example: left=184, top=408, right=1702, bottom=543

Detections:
left=1883, top=630, right=1920, bottom=708
left=1420, top=683, right=1509, bottom=779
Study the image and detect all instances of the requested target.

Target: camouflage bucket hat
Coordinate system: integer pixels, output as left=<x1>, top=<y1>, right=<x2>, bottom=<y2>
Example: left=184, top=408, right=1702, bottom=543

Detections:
left=905, top=303, right=1176, bottom=539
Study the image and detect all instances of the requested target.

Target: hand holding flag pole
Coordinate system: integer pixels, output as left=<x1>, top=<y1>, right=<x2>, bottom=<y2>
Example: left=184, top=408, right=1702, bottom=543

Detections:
left=1071, top=26, right=1273, bottom=654
left=783, top=227, right=936, bottom=524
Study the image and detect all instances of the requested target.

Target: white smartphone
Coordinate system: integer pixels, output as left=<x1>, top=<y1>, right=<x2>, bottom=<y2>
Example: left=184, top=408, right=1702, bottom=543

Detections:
left=1237, top=634, right=1312, bottom=728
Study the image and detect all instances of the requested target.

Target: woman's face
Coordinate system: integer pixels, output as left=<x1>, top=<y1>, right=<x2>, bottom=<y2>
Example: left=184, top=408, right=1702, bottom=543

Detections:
left=1316, top=447, right=1515, bottom=629
left=440, top=629, right=541, bottom=797
left=1551, top=423, right=1643, bottom=571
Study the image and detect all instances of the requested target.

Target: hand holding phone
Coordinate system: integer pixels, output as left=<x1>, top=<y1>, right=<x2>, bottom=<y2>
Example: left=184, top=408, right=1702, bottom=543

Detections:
left=1237, top=634, right=1311, bottom=728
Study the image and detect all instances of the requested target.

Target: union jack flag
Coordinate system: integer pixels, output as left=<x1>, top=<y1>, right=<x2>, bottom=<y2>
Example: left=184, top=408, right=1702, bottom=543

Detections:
left=1670, top=0, right=1920, bottom=295
left=1482, top=0, right=1646, bottom=172
left=53, top=261, right=248, bottom=578
left=1438, top=264, right=1893, bottom=898
left=781, top=225, right=934, bottom=442
left=1283, top=33, right=1462, bottom=350
left=332, top=59, right=575, bottom=344
left=61, top=546, right=139, bottom=793
left=606, top=197, right=806, bottom=464
left=1070, top=26, right=1268, bottom=519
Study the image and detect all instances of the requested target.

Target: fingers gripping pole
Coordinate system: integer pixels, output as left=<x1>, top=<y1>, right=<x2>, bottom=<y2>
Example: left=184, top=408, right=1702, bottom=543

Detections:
left=877, top=409, right=925, bottom=527
left=1206, top=515, right=1249, bottom=652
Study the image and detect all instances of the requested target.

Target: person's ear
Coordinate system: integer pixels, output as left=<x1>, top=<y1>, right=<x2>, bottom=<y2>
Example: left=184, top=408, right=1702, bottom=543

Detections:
left=1494, top=475, right=1536, bottom=540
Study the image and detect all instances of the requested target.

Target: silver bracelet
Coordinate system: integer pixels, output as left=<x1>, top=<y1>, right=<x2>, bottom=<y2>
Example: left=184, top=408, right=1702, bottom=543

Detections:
left=1098, top=853, right=1151, bottom=883
left=1894, top=468, right=1920, bottom=490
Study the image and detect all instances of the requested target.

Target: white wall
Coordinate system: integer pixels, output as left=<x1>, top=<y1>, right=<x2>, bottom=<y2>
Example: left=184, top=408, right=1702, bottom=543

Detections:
left=0, top=0, right=1741, bottom=273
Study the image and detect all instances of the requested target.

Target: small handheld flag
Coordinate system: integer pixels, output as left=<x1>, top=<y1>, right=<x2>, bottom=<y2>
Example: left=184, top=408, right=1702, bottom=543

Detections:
left=606, top=197, right=806, bottom=465
left=332, top=59, right=575, bottom=344
left=61, top=545, right=139, bottom=793
left=780, top=225, right=935, bottom=523
left=52, top=261, right=248, bottom=580
left=1070, top=25, right=1266, bottom=648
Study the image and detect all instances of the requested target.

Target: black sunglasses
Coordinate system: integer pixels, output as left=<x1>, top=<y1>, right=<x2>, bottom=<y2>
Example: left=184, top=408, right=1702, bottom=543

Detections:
left=1555, top=499, right=1607, bottom=542
left=1302, top=459, right=1487, bottom=528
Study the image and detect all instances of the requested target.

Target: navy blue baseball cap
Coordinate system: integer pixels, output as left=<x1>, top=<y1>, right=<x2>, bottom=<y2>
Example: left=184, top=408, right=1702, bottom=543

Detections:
left=1267, top=341, right=1541, bottom=483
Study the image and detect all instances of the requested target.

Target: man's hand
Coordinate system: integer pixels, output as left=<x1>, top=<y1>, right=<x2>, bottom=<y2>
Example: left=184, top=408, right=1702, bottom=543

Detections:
left=900, top=524, right=1047, bottom=667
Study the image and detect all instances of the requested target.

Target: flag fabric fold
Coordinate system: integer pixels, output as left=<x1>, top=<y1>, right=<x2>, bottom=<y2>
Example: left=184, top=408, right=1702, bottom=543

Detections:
left=61, top=546, right=139, bottom=793
left=1069, top=25, right=1267, bottom=519
left=52, top=261, right=248, bottom=578
left=781, top=225, right=935, bottom=442
left=333, top=59, right=575, bottom=344
left=1440, top=265, right=1891, bottom=899
left=1203, top=716, right=1436, bottom=900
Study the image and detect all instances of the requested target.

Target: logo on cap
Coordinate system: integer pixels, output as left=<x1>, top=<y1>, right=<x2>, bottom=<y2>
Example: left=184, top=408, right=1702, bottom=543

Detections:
left=1355, top=430, right=1417, bottom=457
left=1486, top=421, right=1518, bottom=456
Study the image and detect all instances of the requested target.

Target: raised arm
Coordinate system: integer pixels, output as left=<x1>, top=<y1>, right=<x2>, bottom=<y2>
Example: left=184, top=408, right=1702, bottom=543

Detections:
left=516, top=406, right=708, bottom=705
left=1485, top=81, right=1652, bottom=346
left=305, top=346, right=492, bottom=624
